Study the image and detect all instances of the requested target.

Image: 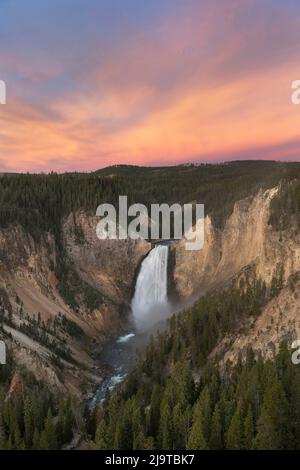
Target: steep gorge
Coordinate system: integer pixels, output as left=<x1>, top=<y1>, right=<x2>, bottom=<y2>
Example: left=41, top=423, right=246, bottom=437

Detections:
left=0, top=216, right=150, bottom=397
left=173, top=187, right=300, bottom=296
left=0, top=181, right=299, bottom=399
left=172, top=186, right=300, bottom=362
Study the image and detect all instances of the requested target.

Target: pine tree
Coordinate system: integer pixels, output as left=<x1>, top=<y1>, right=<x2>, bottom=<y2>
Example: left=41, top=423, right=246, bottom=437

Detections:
left=6, top=434, right=13, bottom=450
left=254, top=379, right=289, bottom=450
left=226, top=407, right=242, bottom=449
left=172, top=402, right=186, bottom=450
left=24, top=397, right=33, bottom=449
left=159, top=399, right=173, bottom=450
left=187, top=394, right=209, bottom=450
left=187, top=411, right=208, bottom=449
left=13, top=422, right=23, bottom=449
left=243, top=405, right=254, bottom=449
left=32, top=428, right=40, bottom=449
left=44, top=408, right=57, bottom=450
left=95, top=419, right=108, bottom=450
left=39, top=430, right=49, bottom=450
left=133, top=432, right=154, bottom=450
left=209, top=404, right=222, bottom=449
left=113, top=402, right=133, bottom=450
left=148, top=384, right=161, bottom=438
left=198, top=385, right=211, bottom=442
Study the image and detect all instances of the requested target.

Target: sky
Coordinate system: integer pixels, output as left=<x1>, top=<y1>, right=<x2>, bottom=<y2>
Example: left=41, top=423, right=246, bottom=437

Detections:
left=0, top=0, right=300, bottom=172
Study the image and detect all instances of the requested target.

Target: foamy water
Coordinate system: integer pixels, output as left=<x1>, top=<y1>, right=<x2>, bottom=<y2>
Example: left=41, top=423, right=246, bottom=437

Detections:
left=131, top=245, right=170, bottom=330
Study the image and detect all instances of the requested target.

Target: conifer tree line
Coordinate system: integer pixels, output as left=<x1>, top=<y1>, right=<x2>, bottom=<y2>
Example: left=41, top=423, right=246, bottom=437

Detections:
left=0, top=161, right=299, bottom=241
left=0, top=162, right=298, bottom=311
left=0, top=355, right=78, bottom=450
left=269, top=178, right=300, bottom=230
left=1, top=276, right=298, bottom=450
left=0, top=161, right=299, bottom=450
left=89, top=278, right=300, bottom=450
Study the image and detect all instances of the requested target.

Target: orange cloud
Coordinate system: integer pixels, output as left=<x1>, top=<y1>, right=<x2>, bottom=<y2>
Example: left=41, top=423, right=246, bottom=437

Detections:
left=0, top=0, right=300, bottom=171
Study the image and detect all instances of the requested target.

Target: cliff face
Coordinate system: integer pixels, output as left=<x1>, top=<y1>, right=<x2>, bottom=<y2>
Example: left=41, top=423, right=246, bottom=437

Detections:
left=0, top=224, right=116, bottom=339
left=172, top=187, right=300, bottom=297
left=0, top=226, right=97, bottom=396
left=172, top=186, right=300, bottom=363
left=0, top=216, right=150, bottom=397
left=0, top=186, right=299, bottom=395
left=63, top=211, right=150, bottom=304
left=213, top=278, right=300, bottom=366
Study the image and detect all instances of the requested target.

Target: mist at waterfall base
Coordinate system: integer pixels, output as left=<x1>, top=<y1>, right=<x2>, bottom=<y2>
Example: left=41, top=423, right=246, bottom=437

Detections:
left=91, top=245, right=172, bottom=405
left=131, top=244, right=171, bottom=331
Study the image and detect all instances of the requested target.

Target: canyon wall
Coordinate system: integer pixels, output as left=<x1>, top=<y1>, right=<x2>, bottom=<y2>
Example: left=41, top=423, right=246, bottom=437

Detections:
left=63, top=211, right=150, bottom=304
left=0, top=216, right=150, bottom=397
left=172, top=187, right=300, bottom=297
left=171, top=186, right=300, bottom=363
left=1, top=185, right=299, bottom=394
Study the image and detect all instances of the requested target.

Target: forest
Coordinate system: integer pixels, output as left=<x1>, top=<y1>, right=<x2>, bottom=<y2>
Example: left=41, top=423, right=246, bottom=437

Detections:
left=1, top=160, right=297, bottom=313
left=0, top=161, right=300, bottom=240
left=0, top=161, right=299, bottom=450
left=88, top=276, right=300, bottom=450
left=0, top=353, right=78, bottom=450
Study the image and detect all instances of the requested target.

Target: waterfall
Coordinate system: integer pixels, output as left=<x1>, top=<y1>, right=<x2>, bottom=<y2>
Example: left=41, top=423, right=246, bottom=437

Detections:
left=131, top=244, right=170, bottom=330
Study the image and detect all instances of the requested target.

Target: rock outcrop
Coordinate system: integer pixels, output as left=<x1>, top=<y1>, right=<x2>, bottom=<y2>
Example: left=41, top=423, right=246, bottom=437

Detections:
left=63, top=211, right=150, bottom=304
left=172, top=187, right=300, bottom=297
left=0, top=185, right=299, bottom=395
left=214, top=278, right=300, bottom=365
left=0, top=216, right=150, bottom=397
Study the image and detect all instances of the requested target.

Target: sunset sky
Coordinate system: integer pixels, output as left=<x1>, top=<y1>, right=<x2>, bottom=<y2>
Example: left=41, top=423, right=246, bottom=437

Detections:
left=0, top=0, right=300, bottom=172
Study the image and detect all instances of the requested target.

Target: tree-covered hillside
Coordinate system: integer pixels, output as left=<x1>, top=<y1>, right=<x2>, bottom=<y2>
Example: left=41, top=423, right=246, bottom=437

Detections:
left=90, top=277, right=300, bottom=450
left=0, top=354, right=79, bottom=450
left=269, top=178, right=300, bottom=230
left=0, top=161, right=299, bottom=241
left=96, top=161, right=300, bottom=228
left=0, top=161, right=299, bottom=450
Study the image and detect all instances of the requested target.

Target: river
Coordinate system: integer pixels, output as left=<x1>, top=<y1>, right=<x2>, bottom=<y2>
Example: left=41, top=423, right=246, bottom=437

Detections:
left=91, top=244, right=170, bottom=406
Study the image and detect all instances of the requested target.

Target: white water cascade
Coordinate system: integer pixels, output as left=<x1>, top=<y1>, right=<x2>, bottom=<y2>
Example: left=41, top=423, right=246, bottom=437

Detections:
left=131, top=244, right=170, bottom=330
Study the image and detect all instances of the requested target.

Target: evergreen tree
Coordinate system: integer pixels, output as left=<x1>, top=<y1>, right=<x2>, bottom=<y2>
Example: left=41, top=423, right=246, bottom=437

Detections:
left=32, top=428, right=40, bottom=450
left=38, top=430, right=49, bottom=450
left=209, top=404, right=222, bottom=449
left=243, top=405, right=254, bottom=449
left=133, top=432, right=154, bottom=450
left=187, top=394, right=209, bottom=450
left=113, top=402, right=133, bottom=450
left=13, top=422, right=23, bottom=449
left=148, top=384, right=161, bottom=439
left=24, top=397, right=33, bottom=449
left=159, top=399, right=173, bottom=450
left=254, top=379, right=289, bottom=450
left=172, top=402, right=189, bottom=450
left=187, top=413, right=208, bottom=449
left=44, top=408, right=57, bottom=450
left=226, top=406, right=242, bottom=449
left=95, top=419, right=108, bottom=450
